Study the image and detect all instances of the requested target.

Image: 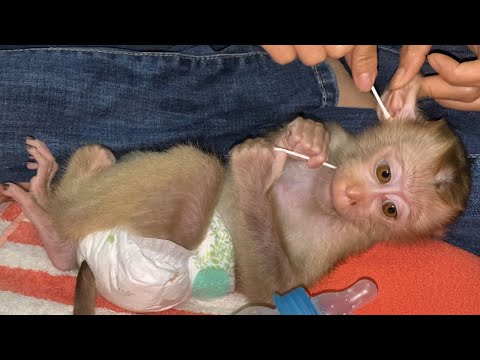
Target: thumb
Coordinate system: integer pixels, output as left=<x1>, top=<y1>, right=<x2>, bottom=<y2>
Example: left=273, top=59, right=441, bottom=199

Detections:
left=390, top=45, right=432, bottom=90
left=349, top=45, right=378, bottom=92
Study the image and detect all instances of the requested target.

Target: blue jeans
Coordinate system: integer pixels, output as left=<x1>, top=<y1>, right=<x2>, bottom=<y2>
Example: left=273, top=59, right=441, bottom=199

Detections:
left=0, top=45, right=478, bottom=255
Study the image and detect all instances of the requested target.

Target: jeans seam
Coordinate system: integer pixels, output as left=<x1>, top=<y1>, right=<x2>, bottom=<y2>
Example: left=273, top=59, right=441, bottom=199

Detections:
left=312, top=66, right=327, bottom=108
left=378, top=45, right=401, bottom=55
left=0, top=47, right=268, bottom=60
left=312, top=62, right=339, bottom=107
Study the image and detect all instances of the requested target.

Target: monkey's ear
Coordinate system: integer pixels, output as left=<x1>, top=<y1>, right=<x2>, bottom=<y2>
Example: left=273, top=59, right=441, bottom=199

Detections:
left=377, top=75, right=423, bottom=122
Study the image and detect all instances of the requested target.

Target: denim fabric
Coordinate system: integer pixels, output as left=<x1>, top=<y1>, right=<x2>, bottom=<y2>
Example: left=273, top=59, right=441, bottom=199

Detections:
left=0, top=45, right=336, bottom=180
left=0, top=45, right=478, bottom=255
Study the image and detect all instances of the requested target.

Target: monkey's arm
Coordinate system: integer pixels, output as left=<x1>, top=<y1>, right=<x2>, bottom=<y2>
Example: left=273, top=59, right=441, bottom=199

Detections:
left=324, top=122, right=357, bottom=164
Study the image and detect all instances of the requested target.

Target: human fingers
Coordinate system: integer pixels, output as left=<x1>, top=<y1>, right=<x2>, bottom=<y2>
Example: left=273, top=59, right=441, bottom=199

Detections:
left=390, top=45, right=432, bottom=90
left=427, top=53, right=480, bottom=87
left=261, top=45, right=298, bottom=65
left=347, top=45, right=378, bottom=92
left=420, top=75, right=480, bottom=102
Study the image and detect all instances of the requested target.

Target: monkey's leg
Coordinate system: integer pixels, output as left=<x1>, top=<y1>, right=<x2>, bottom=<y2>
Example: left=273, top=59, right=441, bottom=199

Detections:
left=54, top=144, right=116, bottom=196
left=224, top=139, right=295, bottom=304
left=123, top=146, right=224, bottom=251
left=48, top=146, right=223, bottom=251
left=1, top=141, right=116, bottom=270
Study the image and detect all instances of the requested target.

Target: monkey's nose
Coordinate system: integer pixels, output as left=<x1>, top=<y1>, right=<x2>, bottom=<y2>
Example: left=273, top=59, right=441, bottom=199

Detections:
left=345, top=185, right=363, bottom=203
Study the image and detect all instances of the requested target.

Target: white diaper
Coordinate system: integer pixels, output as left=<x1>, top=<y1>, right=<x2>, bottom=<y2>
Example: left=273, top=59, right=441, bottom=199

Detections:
left=77, top=214, right=235, bottom=313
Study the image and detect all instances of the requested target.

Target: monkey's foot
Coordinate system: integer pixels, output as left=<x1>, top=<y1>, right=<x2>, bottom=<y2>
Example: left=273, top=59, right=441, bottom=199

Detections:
left=23, top=137, right=59, bottom=209
left=230, top=138, right=278, bottom=191
left=0, top=138, right=77, bottom=270
left=1, top=181, right=77, bottom=270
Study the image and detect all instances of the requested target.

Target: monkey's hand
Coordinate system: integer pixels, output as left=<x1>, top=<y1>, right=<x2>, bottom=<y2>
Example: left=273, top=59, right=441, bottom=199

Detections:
left=230, top=138, right=277, bottom=194
left=277, top=117, right=330, bottom=169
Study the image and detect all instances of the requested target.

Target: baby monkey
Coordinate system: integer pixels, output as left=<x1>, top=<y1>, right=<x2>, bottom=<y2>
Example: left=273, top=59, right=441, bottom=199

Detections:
left=1, top=76, right=471, bottom=313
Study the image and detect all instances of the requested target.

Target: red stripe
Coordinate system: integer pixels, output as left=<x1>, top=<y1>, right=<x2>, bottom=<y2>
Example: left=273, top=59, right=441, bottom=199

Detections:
left=1, top=203, right=22, bottom=221
left=0, top=266, right=201, bottom=315
left=7, top=221, right=43, bottom=246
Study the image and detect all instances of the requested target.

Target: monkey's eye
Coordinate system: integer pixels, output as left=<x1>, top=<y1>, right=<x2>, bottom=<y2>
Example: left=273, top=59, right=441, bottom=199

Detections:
left=382, top=201, right=397, bottom=219
left=376, top=160, right=391, bottom=183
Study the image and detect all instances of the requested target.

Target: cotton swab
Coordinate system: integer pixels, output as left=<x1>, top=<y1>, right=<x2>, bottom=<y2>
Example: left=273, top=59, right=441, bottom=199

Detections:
left=273, top=147, right=337, bottom=169
left=273, top=87, right=388, bottom=170
left=371, top=85, right=391, bottom=120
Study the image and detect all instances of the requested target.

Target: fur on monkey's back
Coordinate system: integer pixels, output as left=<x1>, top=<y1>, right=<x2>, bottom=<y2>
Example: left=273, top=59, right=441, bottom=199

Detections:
left=49, top=145, right=224, bottom=246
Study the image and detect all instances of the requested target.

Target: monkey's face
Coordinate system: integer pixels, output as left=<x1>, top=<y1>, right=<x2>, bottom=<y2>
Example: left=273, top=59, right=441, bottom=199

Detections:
left=331, top=147, right=412, bottom=227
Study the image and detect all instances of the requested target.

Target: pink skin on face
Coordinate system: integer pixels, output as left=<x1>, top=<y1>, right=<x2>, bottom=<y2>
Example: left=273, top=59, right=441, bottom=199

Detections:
left=330, top=153, right=412, bottom=224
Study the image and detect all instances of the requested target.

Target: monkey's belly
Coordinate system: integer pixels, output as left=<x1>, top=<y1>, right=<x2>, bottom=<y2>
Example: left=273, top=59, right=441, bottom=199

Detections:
left=76, top=214, right=235, bottom=313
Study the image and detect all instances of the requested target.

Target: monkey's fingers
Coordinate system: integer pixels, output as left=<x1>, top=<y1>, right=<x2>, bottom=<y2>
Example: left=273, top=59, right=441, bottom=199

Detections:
left=25, top=138, right=59, bottom=190
left=292, top=121, right=328, bottom=158
left=287, top=118, right=322, bottom=153
left=307, top=127, right=330, bottom=169
left=25, top=148, right=52, bottom=207
left=25, top=137, right=56, bottom=161
left=0, top=194, right=12, bottom=204
left=2, top=182, right=76, bottom=271
left=26, top=162, right=39, bottom=170
left=285, top=118, right=305, bottom=148
left=0, top=182, right=45, bottom=219
left=0, top=182, right=30, bottom=192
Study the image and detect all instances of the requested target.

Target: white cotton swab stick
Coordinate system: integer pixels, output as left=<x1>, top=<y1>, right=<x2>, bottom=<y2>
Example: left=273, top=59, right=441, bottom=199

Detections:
left=371, top=85, right=391, bottom=120
left=273, top=147, right=337, bottom=169
left=273, top=87, right=388, bottom=170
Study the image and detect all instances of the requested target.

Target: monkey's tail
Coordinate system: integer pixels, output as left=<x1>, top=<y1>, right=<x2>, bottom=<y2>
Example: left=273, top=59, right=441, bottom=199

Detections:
left=73, top=260, right=96, bottom=315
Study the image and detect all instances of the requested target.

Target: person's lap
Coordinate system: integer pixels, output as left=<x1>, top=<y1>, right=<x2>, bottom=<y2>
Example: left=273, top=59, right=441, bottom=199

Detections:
left=0, top=44, right=478, bottom=255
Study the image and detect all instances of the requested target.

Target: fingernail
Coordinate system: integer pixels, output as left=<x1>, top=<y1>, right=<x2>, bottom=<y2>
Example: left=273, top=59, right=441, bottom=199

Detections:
left=2, top=183, right=10, bottom=191
left=26, top=135, right=36, bottom=140
left=426, top=54, right=438, bottom=68
left=358, top=72, right=374, bottom=92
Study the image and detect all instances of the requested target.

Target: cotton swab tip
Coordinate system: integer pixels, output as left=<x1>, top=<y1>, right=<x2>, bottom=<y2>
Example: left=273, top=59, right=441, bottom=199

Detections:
left=371, top=85, right=391, bottom=120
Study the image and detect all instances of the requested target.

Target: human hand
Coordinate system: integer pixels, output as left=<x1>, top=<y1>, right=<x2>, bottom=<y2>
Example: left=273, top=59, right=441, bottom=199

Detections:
left=390, top=45, right=480, bottom=111
left=261, top=45, right=378, bottom=92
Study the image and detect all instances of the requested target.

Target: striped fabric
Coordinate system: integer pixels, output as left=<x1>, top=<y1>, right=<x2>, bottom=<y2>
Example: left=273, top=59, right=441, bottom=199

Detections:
left=2, top=201, right=480, bottom=315
left=0, top=202, right=248, bottom=315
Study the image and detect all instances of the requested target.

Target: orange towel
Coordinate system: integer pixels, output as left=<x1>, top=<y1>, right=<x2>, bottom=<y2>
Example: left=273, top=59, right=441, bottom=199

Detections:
left=1, top=201, right=479, bottom=315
